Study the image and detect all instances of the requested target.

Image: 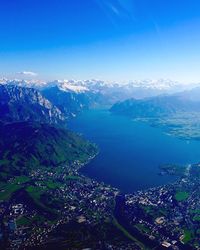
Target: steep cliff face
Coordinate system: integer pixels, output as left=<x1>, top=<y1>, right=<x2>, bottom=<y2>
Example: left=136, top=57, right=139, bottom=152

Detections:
left=42, top=86, right=92, bottom=118
left=0, top=84, right=65, bottom=124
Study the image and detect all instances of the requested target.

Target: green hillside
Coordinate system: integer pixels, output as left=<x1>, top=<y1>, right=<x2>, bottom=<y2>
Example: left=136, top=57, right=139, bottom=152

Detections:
left=0, top=122, right=97, bottom=181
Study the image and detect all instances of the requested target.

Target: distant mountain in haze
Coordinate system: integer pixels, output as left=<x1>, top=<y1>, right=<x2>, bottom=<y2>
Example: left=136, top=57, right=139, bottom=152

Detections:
left=110, top=95, right=200, bottom=118
left=1, top=78, right=200, bottom=122
left=111, top=87, right=200, bottom=118
left=1, top=78, right=199, bottom=118
left=1, top=78, right=198, bottom=99
left=171, top=86, right=200, bottom=102
left=110, top=87, right=200, bottom=140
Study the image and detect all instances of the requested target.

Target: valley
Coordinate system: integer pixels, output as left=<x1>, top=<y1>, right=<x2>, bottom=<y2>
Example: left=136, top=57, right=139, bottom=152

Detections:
left=2, top=1, right=200, bottom=249
left=1, top=80, right=200, bottom=249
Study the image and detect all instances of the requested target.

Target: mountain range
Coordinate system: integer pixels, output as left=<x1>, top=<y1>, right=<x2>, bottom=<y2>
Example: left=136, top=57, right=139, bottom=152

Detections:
left=0, top=82, right=97, bottom=182
left=111, top=87, right=200, bottom=118
left=1, top=77, right=200, bottom=248
left=0, top=84, right=65, bottom=124
left=1, top=78, right=199, bottom=101
left=1, top=78, right=199, bottom=121
left=1, top=77, right=200, bottom=123
left=110, top=87, right=200, bottom=140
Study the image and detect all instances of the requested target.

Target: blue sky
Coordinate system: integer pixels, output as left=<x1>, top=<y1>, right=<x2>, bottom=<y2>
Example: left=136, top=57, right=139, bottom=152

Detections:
left=1, top=0, right=200, bottom=82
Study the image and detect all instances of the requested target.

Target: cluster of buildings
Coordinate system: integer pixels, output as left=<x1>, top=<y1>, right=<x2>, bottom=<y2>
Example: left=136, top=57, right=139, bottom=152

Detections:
left=1, top=158, right=200, bottom=249
left=0, top=163, right=120, bottom=249
left=122, top=167, right=200, bottom=249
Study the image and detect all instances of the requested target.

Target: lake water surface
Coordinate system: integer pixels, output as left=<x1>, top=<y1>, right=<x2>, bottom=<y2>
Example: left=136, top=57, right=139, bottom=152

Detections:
left=68, top=109, right=200, bottom=193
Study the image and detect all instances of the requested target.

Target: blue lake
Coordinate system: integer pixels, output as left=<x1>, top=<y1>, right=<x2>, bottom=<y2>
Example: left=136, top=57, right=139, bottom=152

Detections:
left=68, top=109, right=200, bottom=193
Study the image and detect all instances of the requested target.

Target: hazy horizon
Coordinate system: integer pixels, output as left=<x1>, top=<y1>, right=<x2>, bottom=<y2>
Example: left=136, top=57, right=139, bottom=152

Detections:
left=0, top=77, right=198, bottom=86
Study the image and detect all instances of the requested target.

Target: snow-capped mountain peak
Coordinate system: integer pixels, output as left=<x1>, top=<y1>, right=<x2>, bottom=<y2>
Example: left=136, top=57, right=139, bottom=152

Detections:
left=1, top=78, right=199, bottom=97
